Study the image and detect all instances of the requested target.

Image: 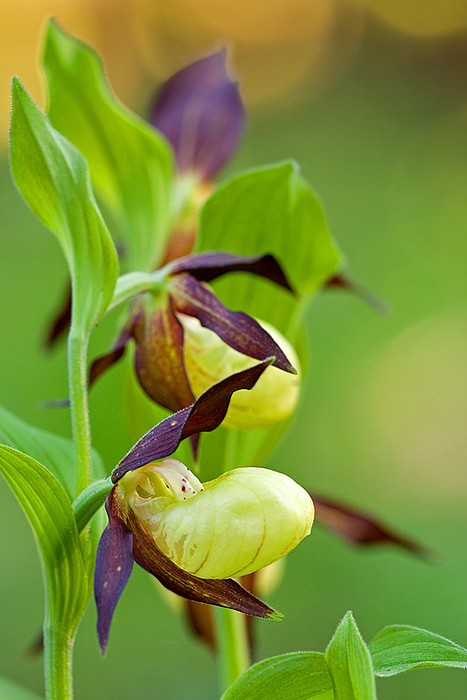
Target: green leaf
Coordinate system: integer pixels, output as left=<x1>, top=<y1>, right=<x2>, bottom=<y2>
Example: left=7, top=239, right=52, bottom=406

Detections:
left=0, top=446, right=89, bottom=635
left=73, top=478, right=112, bottom=533
left=198, top=161, right=342, bottom=339
left=369, top=625, right=467, bottom=677
left=10, top=77, right=118, bottom=340
left=197, top=162, right=341, bottom=467
left=42, top=19, right=174, bottom=272
left=0, top=403, right=105, bottom=498
left=220, top=652, right=333, bottom=700
left=0, top=676, right=43, bottom=700
left=325, top=612, right=376, bottom=700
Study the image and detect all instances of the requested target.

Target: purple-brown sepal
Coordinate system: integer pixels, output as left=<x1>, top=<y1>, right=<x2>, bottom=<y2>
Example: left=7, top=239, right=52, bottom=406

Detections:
left=150, top=51, right=245, bottom=180
left=112, top=358, right=273, bottom=481
left=94, top=489, right=134, bottom=655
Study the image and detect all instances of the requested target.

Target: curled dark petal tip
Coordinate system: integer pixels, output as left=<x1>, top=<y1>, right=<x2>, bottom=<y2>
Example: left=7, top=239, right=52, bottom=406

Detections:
left=94, top=490, right=134, bottom=655
left=326, top=273, right=391, bottom=316
left=169, top=251, right=296, bottom=295
left=150, top=51, right=245, bottom=179
left=112, top=358, right=273, bottom=482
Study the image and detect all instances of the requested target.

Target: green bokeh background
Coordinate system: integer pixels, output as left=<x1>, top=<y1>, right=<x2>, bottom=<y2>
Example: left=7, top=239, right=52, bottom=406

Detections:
left=1, top=21, right=466, bottom=700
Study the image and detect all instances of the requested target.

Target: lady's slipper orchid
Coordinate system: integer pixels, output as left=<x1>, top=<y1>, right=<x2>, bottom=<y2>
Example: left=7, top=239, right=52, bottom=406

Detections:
left=94, top=360, right=314, bottom=654
left=123, top=463, right=312, bottom=579
left=181, top=315, right=300, bottom=429
left=90, top=251, right=298, bottom=441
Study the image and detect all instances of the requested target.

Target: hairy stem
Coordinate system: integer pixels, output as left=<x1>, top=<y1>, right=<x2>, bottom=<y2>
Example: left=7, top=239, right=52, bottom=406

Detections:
left=68, top=331, right=92, bottom=498
left=43, top=625, right=75, bottom=700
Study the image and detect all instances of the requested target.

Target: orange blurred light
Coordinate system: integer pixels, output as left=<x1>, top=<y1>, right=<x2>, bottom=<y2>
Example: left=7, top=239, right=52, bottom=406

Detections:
left=0, top=0, right=98, bottom=141
left=130, top=0, right=357, bottom=105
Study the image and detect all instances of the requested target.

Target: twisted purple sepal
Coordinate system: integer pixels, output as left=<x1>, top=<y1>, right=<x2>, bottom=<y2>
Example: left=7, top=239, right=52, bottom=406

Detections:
left=94, top=489, right=134, bottom=655
left=169, top=251, right=295, bottom=293
left=171, top=273, right=296, bottom=374
left=151, top=51, right=246, bottom=180
left=112, top=358, right=274, bottom=481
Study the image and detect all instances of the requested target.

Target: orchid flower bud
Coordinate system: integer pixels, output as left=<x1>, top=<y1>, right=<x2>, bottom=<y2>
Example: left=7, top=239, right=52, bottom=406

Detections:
left=119, top=461, right=313, bottom=580
left=180, top=315, right=300, bottom=429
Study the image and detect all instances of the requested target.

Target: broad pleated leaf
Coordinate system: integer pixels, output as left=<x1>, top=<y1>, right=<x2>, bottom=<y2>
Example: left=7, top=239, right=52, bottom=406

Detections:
left=43, top=19, right=173, bottom=272
left=10, top=78, right=118, bottom=339
left=325, top=611, right=376, bottom=700
left=221, top=652, right=333, bottom=700
left=0, top=446, right=89, bottom=636
left=369, top=625, right=467, bottom=676
left=198, top=161, right=341, bottom=339
left=197, top=162, right=339, bottom=465
left=0, top=404, right=104, bottom=498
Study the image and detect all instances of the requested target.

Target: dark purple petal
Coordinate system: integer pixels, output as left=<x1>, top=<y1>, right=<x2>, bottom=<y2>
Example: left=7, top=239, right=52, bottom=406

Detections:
left=150, top=51, right=245, bottom=180
left=128, top=507, right=281, bottom=620
left=94, top=489, right=134, bottom=655
left=171, top=273, right=296, bottom=374
left=89, top=325, right=133, bottom=387
left=169, top=251, right=295, bottom=294
left=44, top=283, right=72, bottom=348
left=112, top=358, right=273, bottom=482
left=132, top=298, right=194, bottom=413
left=326, top=274, right=390, bottom=315
left=313, top=495, right=430, bottom=557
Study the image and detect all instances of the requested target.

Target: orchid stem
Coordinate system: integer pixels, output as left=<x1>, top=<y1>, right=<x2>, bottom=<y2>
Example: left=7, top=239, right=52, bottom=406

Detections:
left=68, top=330, right=92, bottom=499
left=48, top=329, right=92, bottom=700
left=43, top=625, right=74, bottom=700
left=215, top=607, right=250, bottom=692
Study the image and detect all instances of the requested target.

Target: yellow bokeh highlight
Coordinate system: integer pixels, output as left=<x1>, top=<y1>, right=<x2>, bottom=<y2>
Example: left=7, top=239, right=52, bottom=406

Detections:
left=367, top=0, right=467, bottom=37
left=359, top=313, right=467, bottom=502
left=130, top=0, right=355, bottom=104
left=1, top=0, right=366, bottom=145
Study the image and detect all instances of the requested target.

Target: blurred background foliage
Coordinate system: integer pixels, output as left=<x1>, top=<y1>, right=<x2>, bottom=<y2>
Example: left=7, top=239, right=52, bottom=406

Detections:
left=0, top=1, right=466, bottom=698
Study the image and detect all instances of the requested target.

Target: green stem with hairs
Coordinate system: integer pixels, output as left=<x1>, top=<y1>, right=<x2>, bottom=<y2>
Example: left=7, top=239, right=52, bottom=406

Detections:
left=68, top=331, right=92, bottom=498
left=42, top=328, right=93, bottom=699
left=43, top=625, right=75, bottom=700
